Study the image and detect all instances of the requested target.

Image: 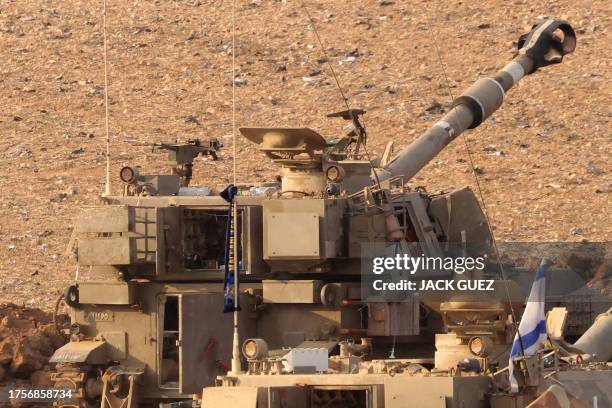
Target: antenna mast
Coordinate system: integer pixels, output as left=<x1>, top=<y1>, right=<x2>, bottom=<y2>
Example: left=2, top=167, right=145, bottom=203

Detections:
left=229, top=0, right=243, bottom=376
left=102, top=0, right=112, bottom=196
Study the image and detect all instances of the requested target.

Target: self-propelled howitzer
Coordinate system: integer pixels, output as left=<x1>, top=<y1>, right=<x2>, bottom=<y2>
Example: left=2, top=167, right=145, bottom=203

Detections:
left=47, top=18, right=610, bottom=408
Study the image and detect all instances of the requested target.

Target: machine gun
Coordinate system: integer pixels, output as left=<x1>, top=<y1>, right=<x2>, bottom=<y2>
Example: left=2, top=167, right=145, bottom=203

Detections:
left=150, top=138, right=222, bottom=187
left=325, top=108, right=368, bottom=159
left=122, top=138, right=222, bottom=194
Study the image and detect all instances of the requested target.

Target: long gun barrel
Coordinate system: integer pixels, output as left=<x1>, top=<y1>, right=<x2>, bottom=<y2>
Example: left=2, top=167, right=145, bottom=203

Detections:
left=383, top=19, right=576, bottom=181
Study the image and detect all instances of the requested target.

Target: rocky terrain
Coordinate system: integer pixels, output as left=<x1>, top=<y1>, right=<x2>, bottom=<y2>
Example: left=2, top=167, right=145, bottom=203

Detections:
left=0, top=303, right=67, bottom=390
left=0, top=0, right=610, bottom=308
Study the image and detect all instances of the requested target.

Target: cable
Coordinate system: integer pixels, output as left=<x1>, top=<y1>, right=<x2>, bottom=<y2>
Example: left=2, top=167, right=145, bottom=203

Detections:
left=299, top=1, right=350, bottom=111
left=53, top=293, right=64, bottom=336
left=298, top=1, right=383, bottom=192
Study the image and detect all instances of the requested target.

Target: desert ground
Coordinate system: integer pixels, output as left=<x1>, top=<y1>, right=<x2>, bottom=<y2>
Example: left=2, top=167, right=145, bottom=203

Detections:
left=0, top=0, right=610, bottom=309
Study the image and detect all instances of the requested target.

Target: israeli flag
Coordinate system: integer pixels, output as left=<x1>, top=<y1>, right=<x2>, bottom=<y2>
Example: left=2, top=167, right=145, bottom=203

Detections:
left=508, top=258, right=550, bottom=392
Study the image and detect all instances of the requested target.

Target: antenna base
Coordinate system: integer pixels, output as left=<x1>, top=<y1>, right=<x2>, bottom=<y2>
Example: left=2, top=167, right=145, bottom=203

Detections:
left=229, top=328, right=243, bottom=375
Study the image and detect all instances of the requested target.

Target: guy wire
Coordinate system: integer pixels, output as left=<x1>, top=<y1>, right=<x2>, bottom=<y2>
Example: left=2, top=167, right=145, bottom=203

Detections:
left=299, top=1, right=383, bottom=192
left=299, top=1, right=350, bottom=111
left=423, top=3, right=525, bottom=355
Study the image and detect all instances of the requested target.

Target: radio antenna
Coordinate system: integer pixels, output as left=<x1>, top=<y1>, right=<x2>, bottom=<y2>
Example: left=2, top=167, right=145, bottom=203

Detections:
left=299, top=1, right=382, bottom=192
left=228, top=0, right=243, bottom=376
left=102, top=0, right=112, bottom=196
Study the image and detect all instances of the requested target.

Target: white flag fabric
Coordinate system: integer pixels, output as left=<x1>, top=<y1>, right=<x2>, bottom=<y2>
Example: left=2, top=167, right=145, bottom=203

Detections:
left=508, top=258, right=549, bottom=392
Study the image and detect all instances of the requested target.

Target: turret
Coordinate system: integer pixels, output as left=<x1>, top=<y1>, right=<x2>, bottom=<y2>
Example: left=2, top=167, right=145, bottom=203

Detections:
left=381, top=19, right=576, bottom=182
